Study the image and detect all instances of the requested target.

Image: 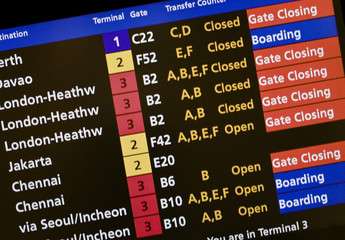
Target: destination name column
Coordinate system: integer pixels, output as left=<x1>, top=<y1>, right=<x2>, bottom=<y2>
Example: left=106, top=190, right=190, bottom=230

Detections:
left=0, top=36, right=132, bottom=239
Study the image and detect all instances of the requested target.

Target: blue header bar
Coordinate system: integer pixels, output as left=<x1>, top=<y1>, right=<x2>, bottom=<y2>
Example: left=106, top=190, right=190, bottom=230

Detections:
left=0, top=0, right=296, bottom=52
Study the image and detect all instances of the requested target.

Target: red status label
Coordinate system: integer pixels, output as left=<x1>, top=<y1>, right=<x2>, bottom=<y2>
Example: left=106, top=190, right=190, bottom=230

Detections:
left=271, top=140, right=345, bottom=173
left=113, top=92, right=142, bottom=115
left=134, top=214, right=162, bottom=238
left=247, top=0, right=334, bottom=29
left=127, top=174, right=156, bottom=197
left=110, top=71, right=138, bottom=95
left=254, top=37, right=341, bottom=71
left=131, top=194, right=160, bottom=218
left=116, top=112, right=145, bottom=136
left=261, top=78, right=345, bottom=112
left=257, top=57, right=345, bottom=91
left=264, top=98, right=345, bottom=132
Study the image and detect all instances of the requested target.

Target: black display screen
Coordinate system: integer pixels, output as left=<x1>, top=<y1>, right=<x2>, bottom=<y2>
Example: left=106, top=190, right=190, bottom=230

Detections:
left=1, top=0, right=345, bottom=239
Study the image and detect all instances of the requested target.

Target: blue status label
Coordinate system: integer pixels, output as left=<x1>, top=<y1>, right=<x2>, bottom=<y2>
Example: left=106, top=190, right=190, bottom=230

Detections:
left=251, top=16, right=338, bottom=50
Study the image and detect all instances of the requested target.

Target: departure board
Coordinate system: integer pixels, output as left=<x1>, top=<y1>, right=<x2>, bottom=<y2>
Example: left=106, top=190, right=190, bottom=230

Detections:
left=1, top=0, right=345, bottom=239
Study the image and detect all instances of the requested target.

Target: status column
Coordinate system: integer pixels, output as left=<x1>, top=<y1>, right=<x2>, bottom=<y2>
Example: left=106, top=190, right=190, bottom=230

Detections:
left=102, top=30, right=162, bottom=238
left=248, top=0, right=345, bottom=132
left=247, top=0, right=345, bottom=214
